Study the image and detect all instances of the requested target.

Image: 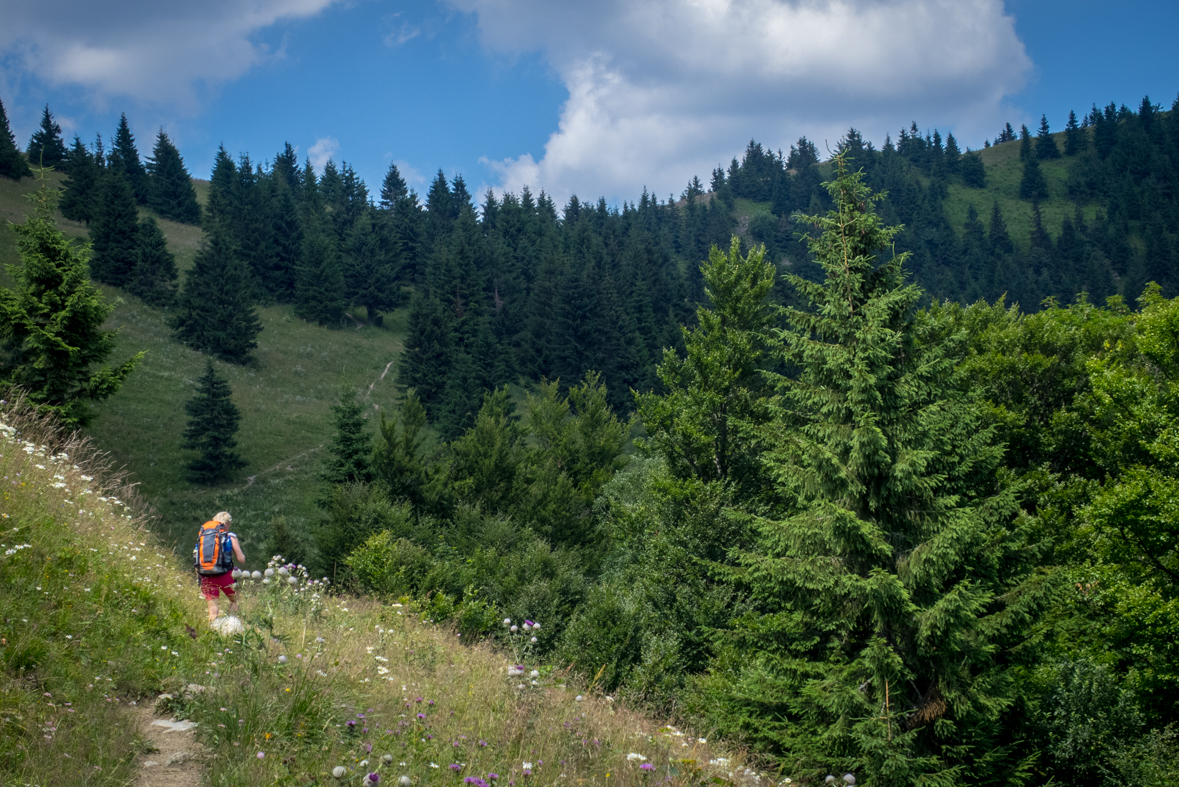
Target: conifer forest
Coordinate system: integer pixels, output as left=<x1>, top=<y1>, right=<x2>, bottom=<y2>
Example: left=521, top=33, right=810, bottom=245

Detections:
left=2, top=92, right=1179, bottom=785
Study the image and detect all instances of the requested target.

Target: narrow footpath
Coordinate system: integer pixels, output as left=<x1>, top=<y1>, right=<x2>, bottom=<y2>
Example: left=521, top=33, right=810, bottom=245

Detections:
left=132, top=703, right=206, bottom=787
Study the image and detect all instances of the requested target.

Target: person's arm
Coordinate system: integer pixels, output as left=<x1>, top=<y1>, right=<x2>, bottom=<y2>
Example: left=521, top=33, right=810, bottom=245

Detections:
left=230, top=535, right=246, bottom=566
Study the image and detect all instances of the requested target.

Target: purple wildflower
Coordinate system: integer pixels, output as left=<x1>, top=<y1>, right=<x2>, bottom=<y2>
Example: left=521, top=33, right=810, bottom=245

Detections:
left=640, top=763, right=654, bottom=772
left=450, top=764, right=462, bottom=772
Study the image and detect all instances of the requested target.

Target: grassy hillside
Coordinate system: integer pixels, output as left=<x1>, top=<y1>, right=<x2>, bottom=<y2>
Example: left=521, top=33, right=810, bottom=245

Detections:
left=0, top=172, right=410, bottom=552
left=944, top=135, right=1100, bottom=243
left=731, top=133, right=1099, bottom=250
left=0, top=401, right=752, bottom=786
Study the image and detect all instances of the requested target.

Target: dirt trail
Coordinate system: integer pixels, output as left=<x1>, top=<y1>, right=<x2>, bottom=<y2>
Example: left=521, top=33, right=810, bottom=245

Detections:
left=132, top=704, right=206, bottom=787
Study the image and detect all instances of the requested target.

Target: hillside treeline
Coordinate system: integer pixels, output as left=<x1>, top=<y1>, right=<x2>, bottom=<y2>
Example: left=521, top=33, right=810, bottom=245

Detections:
left=6, top=95, right=1177, bottom=438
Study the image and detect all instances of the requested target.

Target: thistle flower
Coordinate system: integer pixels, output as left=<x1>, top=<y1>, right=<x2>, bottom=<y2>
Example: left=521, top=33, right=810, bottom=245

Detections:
left=334, top=766, right=348, bottom=779
left=364, top=774, right=380, bottom=787
left=399, top=777, right=413, bottom=787
left=640, top=764, right=654, bottom=772
left=384, top=754, right=394, bottom=764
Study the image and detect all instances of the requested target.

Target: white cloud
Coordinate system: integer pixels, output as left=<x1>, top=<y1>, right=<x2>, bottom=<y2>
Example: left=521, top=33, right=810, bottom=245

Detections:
left=0, top=0, right=341, bottom=108
left=383, top=13, right=423, bottom=47
left=308, top=137, right=341, bottom=171
left=449, top=0, right=1032, bottom=205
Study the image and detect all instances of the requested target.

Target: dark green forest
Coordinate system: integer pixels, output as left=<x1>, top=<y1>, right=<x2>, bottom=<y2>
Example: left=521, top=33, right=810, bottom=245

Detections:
left=3, top=92, right=1179, bottom=785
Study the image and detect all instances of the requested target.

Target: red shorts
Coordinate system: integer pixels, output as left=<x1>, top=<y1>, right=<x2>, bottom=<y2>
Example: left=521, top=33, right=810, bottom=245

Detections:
left=200, top=572, right=236, bottom=600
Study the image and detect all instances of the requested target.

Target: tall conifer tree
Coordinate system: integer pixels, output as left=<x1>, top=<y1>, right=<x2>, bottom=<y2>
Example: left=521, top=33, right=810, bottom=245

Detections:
left=88, top=168, right=140, bottom=287
left=181, top=360, right=246, bottom=484
left=108, top=114, right=149, bottom=203
left=146, top=130, right=201, bottom=224
left=1036, top=114, right=1061, bottom=159
left=59, top=136, right=99, bottom=224
left=0, top=173, right=142, bottom=425
left=0, top=97, right=31, bottom=180
left=25, top=105, right=67, bottom=168
left=128, top=216, right=178, bottom=307
left=321, top=388, right=373, bottom=489
left=722, top=157, right=1043, bottom=784
left=294, top=215, right=347, bottom=326
left=171, top=221, right=262, bottom=363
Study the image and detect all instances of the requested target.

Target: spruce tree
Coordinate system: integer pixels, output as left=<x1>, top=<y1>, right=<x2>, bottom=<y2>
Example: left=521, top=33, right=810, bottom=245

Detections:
left=109, top=114, right=149, bottom=204
left=202, top=146, right=238, bottom=231
left=25, top=105, right=67, bottom=168
left=294, top=215, right=347, bottom=326
left=959, top=151, right=986, bottom=188
left=723, top=156, right=1043, bottom=783
left=0, top=173, right=142, bottom=425
left=181, top=360, right=246, bottom=484
left=171, top=221, right=263, bottom=363
left=379, top=162, right=408, bottom=210
left=0, top=96, right=31, bottom=180
left=59, top=136, right=100, bottom=224
left=146, top=130, right=201, bottom=224
left=128, top=216, right=178, bottom=307
left=399, top=293, right=452, bottom=414
left=268, top=177, right=302, bottom=302
left=1019, top=124, right=1032, bottom=160
left=1064, top=110, right=1085, bottom=156
left=321, top=388, right=373, bottom=490
left=342, top=206, right=401, bottom=324
left=1036, top=114, right=1061, bottom=159
left=88, top=168, right=140, bottom=287
left=1020, top=155, right=1049, bottom=201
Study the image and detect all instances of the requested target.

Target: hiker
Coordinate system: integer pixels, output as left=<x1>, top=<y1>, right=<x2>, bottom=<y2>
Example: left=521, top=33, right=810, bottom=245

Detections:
left=193, top=511, right=247, bottom=623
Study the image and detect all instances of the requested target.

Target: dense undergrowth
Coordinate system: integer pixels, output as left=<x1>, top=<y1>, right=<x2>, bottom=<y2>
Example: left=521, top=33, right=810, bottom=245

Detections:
left=0, top=398, right=763, bottom=787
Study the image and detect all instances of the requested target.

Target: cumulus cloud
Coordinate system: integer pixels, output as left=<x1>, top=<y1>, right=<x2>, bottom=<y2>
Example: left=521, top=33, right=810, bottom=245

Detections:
left=448, top=0, right=1032, bottom=204
left=0, top=0, right=341, bottom=107
left=308, top=136, right=341, bottom=171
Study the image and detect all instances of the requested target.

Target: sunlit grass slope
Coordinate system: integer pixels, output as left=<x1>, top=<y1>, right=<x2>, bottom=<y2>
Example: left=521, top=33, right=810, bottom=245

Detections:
left=0, top=171, right=410, bottom=551
left=0, top=401, right=755, bottom=787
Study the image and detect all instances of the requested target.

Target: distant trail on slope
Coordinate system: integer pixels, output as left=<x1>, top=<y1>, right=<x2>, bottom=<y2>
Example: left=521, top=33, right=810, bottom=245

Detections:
left=240, top=356, right=396, bottom=490
left=366, top=359, right=396, bottom=400
left=243, top=444, right=324, bottom=488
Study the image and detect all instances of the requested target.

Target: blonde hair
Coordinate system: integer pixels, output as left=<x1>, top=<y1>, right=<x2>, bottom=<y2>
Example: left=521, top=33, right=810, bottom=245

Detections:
left=213, top=511, right=232, bottom=525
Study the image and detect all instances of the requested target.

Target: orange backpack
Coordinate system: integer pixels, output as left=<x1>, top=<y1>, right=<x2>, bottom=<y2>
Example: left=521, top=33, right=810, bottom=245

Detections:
left=195, top=520, right=234, bottom=576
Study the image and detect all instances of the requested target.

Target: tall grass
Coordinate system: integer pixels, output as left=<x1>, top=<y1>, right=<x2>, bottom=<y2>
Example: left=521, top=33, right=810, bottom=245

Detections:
left=0, top=399, right=763, bottom=787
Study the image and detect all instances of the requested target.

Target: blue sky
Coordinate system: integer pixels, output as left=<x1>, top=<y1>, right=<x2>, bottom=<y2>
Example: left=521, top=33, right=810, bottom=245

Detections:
left=2, top=0, right=1176, bottom=207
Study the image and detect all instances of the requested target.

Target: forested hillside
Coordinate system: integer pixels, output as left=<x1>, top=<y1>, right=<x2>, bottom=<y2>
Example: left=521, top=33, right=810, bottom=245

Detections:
left=3, top=90, right=1179, bottom=786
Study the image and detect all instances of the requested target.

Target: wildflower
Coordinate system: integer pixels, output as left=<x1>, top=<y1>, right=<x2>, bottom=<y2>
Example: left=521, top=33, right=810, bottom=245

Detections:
left=488, top=774, right=499, bottom=781
left=510, top=625, right=518, bottom=633
left=334, top=766, right=348, bottom=779
left=522, top=762, right=533, bottom=776
left=450, top=764, right=462, bottom=772
left=530, top=670, right=539, bottom=678
left=843, top=776, right=855, bottom=785
left=575, top=695, right=584, bottom=702
left=530, top=637, right=537, bottom=643
left=503, top=618, right=511, bottom=626
left=257, top=752, right=265, bottom=759
left=364, top=775, right=381, bottom=787
left=400, top=777, right=413, bottom=787
left=640, top=764, right=654, bottom=772
left=278, top=655, right=287, bottom=664
left=383, top=755, right=394, bottom=764
left=627, top=754, right=647, bottom=762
